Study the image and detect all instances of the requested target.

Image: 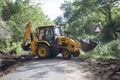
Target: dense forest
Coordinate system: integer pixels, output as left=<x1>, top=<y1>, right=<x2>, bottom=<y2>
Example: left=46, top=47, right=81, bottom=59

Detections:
left=0, top=0, right=120, bottom=59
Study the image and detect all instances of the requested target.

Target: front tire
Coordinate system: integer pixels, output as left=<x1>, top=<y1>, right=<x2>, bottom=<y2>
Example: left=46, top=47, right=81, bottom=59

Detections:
left=36, top=44, right=50, bottom=59
left=62, top=49, right=71, bottom=60
left=72, top=50, right=80, bottom=57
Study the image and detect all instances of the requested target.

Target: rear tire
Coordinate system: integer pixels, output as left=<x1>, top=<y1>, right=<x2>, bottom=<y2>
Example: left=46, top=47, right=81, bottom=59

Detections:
left=36, top=44, right=50, bottom=59
left=62, top=49, right=71, bottom=60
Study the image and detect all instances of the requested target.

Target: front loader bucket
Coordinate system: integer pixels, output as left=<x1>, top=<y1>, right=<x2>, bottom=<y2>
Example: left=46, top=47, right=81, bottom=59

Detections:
left=80, top=40, right=97, bottom=52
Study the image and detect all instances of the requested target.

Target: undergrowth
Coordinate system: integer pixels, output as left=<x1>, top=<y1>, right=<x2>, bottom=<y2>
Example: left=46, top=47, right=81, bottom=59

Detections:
left=0, top=37, right=22, bottom=55
left=80, top=39, right=120, bottom=59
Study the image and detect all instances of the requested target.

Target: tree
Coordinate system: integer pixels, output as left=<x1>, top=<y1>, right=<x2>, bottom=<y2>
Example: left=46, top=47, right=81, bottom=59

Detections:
left=95, top=0, right=120, bottom=40
left=1, top=0, right=52, bottom=42
left=60, top=0, right=120, bottom=40
left=54, top=16, right=65, bottom=26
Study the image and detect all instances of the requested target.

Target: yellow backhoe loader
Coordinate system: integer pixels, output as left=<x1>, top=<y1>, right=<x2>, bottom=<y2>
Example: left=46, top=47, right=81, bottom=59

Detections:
left=21, top=22, right=97, bottom=59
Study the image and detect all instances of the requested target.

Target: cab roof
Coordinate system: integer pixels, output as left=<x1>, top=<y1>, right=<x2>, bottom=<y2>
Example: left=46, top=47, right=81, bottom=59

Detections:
left=39, top=25, right=56, bottom=27
left=38, top=25, right=56, bottom=28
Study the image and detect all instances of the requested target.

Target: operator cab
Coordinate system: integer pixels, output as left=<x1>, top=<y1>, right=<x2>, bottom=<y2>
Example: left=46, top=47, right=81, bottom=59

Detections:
left=37, top=25, right=61, bottom=45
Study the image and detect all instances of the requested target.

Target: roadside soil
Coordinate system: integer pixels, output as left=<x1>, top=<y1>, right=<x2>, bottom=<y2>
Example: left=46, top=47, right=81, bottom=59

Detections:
left=75, top=57, right=120, bottom=80
left=0, top=51, right=34, bottom=77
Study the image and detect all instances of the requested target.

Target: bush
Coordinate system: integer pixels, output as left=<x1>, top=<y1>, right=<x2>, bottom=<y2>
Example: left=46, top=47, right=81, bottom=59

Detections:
left=15, top=44, right=22, bottom=55
left=0, top=37, right=22, bottom=55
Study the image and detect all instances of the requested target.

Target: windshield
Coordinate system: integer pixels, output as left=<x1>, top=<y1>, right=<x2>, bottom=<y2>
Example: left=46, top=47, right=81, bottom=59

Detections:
left=54, top=27, right=61, bottom=36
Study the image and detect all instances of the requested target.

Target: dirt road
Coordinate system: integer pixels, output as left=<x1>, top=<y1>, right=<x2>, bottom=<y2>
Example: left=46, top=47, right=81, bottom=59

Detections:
left=1, top=56, right=97, bottom=80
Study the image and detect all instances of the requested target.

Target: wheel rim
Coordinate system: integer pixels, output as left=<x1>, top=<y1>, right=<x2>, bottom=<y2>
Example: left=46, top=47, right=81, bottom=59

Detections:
left=63, top=50, right=68, bottom=57
left=38, top=47, right=46, bottom=57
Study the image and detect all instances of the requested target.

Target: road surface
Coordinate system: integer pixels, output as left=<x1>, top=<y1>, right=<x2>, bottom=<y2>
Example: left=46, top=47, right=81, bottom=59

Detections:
left=1, top=57, right=96, bottom=80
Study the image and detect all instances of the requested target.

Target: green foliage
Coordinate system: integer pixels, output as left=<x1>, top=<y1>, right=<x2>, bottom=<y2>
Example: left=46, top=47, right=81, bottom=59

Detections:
left=0, top=36, right=11, bottom=50
left=0, top=36, right=22, bottom=55
left=60, top=1, right=74, bottom=20
left=1, top=0, right=52, bottom=42
left=54, top=16, right=64, bottom=26
left=2, top=1, right=20, bottom=20
left=5, top=1, right=49, bottom=41
left=59, top=0, right=120, bottom=41
left=15, top=44, right=22, bottom=55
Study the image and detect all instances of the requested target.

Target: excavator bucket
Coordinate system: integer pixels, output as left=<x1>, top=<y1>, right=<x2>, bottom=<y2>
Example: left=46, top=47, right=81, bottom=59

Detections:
left=22, top=43, right=31, bottom=51
left=80, top=40, right=97, bottom=52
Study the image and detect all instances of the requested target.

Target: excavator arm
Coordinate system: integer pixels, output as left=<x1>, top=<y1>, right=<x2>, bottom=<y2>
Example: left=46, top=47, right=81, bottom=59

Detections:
left=22, top=22, right=32, bottom=47
left=21, top=21, right=37, bottom=54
